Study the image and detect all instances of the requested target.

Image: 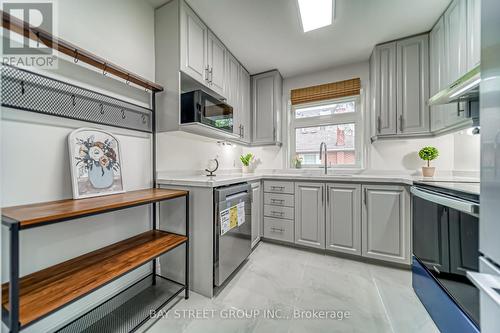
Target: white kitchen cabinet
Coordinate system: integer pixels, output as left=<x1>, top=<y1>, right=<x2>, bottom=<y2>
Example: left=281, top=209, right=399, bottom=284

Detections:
left=373, top=42, right=397, bottom=136
left=444, top=0, right=467, bottom=86
left=251, top=182, right=261, bottom=249
left=371, top=34, right=430, bottom=138
left=295, top=183, right=325, bottom=249
left=207, top=31, right=226, bottom=96
left=237, top=67, right=251, bottom=142
left=225, top=53, right=240, bottom=108
left=326, top=184, right=361, bottom=255
left=396, top=34, right=430, bottom=134
left=361, top=185, right=410, bottom=265
left=429, top=17, right=447, bottom=132
left=180, top=2, right=208, bottom=85
left=467, top=0, right=481, bottom=70
left=252, top=70, right=282, bottom=145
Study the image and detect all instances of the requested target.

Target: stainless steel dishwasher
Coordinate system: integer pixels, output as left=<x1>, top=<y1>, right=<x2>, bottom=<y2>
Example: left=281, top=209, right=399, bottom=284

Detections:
left=214, top=183, right=252, bottom=288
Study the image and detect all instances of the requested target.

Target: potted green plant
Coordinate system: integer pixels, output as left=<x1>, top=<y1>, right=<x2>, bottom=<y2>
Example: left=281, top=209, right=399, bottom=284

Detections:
left=240, top=153, right=254, bottom=173
left=419, top=146, right=439, bottom=177
left=293, top=155, right=303, bottom=169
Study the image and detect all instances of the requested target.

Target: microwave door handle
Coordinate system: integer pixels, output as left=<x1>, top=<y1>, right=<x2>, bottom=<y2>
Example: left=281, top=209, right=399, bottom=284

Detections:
left=410, top=186, right=479, bottom=216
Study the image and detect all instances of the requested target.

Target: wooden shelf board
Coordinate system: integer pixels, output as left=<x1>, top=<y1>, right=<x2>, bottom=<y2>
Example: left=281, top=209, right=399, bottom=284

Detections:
left=2, top=188, right=187, bottom=229
left=1, top=230, right=187, bottom=327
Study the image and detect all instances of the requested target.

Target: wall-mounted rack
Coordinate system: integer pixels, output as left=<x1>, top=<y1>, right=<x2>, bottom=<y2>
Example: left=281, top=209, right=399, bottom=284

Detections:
left=1, top=64, right=153, bottom=133
left=1, top=10, right=163, bottom=92
left=2, top=189, right=190, bottom=333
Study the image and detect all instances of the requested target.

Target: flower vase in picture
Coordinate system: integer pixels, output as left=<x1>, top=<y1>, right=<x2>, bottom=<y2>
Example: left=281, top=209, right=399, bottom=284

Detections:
left=68, top=128, right=124, bottom=199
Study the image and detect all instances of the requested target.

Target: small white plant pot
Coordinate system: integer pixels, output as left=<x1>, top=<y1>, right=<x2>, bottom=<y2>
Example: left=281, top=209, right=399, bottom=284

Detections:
left=422, top=166, right=436, bottom=177
left=242, top=165, right=252, bottom=174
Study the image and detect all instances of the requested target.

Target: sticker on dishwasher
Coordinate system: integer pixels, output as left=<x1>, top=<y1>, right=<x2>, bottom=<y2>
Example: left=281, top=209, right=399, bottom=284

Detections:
left=220, top=202, right=245, bottom=235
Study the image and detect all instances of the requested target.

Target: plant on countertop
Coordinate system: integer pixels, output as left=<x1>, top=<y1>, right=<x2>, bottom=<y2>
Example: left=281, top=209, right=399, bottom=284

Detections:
left=240, top=153, right=254, bottom=167
left=293, top=155, right=303, bottom=168
left=418, top=146, right=439, bottom=167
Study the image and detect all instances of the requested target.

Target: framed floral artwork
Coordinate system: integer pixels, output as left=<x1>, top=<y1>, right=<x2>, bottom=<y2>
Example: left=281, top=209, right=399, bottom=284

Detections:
left=68, top=128, right=124, bottom=199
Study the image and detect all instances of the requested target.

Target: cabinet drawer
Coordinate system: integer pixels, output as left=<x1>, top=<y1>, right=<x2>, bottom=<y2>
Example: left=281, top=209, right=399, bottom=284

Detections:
left=263, top=217, right=294, bottom=243
left=264, top=193, right=294, bottom=207
left=264, top=205, right=294, bottom=220
left=264, top=181, right=294, bottom=194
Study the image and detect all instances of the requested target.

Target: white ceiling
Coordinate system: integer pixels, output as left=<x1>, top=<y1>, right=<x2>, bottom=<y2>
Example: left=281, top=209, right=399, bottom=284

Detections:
left=150, top=0, right=451, bottom=78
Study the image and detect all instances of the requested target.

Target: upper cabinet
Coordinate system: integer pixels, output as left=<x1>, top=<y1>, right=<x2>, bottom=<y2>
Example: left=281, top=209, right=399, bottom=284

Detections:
left=207, top=31, right=226, bottom=96
left=372, top=34, right=430, bottom=138
left=238, top=68, right=251, bottom=143
left=466, top=0, right=481, bottom=70
left=252, top=70, right=282, bottom=145
left=444, top=0, right=467, bottom=86
left=396, top=35, right=430, bottom=134
left=180, top=2, right=208, bottom=85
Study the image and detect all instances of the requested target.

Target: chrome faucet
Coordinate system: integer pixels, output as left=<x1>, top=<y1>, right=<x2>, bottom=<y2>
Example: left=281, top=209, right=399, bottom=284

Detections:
left=319, top=142, right=328, bottom=175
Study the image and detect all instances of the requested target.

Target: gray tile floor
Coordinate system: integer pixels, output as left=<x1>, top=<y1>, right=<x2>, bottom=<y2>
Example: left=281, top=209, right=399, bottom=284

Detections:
left=147, top=242, right=439, bottom=333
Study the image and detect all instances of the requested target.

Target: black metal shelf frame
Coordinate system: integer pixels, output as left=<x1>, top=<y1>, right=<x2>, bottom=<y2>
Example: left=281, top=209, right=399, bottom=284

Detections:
left=1, top=65, right=189, bottom=333
left=1, top=64, right=153, bottom=133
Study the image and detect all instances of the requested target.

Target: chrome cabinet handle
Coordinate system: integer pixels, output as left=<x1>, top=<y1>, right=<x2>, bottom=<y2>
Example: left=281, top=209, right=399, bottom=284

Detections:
left=271, top=227, right=284, bottom=233
left=241, top=125, right=244, bottom=138
left=271, top=211, right=284, bottom=216
left=271, top=199, right=285, bottom=204
left=270, top=186, right=284, bottom=191
left=377, top=115, right=381, bottom=133
left=204, top=65, right=209, bottom=81
left=399, top=115, right=403, bottom=132
left=209, top=67, right=213, bottom=84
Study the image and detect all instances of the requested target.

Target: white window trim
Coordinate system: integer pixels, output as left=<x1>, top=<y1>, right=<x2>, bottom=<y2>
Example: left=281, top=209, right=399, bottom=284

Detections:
left=289, top=95, right=364, bottom=169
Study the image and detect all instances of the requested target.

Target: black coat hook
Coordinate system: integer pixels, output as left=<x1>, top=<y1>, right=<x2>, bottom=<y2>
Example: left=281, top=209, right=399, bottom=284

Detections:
left=71, top=94, right=76, bottom=107
left=20, top=81, right=25, bottom=95
left=121, top=109, right=126, bottom=119
left=74, top=49, right=79, bottom=63
left=99, top=103, right=104, bottom=114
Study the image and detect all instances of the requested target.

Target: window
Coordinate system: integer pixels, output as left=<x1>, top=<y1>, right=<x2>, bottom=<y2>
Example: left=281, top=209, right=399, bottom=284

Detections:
left=290, top=97, right=362, bottom=168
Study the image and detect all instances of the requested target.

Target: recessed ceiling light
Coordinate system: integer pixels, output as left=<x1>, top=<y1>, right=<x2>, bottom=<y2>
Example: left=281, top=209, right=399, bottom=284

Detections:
left=297, top=0, right=334, bottom=33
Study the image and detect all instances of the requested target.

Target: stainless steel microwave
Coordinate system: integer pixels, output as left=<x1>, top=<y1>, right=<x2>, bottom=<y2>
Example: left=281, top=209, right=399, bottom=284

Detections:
left=181, top=90, right=233, bottom=133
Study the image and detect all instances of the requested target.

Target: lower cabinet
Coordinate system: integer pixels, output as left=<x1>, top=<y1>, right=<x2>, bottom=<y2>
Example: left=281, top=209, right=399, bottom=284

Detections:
left=294, top=182, right=325, bottom=249
left=251, top=182, right=261, bottom=248
left=326, top=184, right=361, bottom=255
left=361, top=184, right=411, bottom=265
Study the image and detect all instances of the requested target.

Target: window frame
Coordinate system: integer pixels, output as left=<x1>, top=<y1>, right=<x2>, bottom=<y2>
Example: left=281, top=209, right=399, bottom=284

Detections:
left=289, top=95, right=363, bottom=169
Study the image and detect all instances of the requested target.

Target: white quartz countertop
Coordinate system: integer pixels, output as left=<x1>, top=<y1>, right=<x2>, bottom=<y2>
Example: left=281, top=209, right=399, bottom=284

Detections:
left=157, top=170, right=480, bottom=189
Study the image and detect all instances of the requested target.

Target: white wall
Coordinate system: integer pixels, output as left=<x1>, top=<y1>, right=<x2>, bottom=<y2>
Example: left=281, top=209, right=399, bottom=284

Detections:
left=1, top=1, right=155, bottom=331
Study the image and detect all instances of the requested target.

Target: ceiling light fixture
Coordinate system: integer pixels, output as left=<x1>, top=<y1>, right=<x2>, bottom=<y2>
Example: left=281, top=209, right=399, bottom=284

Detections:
left=297, top=0, right=334, bottom=32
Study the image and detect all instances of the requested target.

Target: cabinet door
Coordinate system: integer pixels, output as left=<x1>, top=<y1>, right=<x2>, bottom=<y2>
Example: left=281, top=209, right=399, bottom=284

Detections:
left=396, top=34, right=430, bottom=134
left=429, top=17, right=447, bottom=132
left=252, top=71, right=281, bottom=144
left=251, top=183, right=261, bottom=249
left=295, top=183, right=325, bottom=249
left=239, top=67, right=251, bottom=142
left=362, top=185, right=410, bottom=264
left=180, top=3, right=207, bottom=85
left=326, top=184, right=361, bottom=255
left=207, top=31, right=226, bottom=96
left=466, top=0, right=481, bottom=70
left=444, top=0, right=467, bottom=85
left=374, top=42, right=397, bottom=135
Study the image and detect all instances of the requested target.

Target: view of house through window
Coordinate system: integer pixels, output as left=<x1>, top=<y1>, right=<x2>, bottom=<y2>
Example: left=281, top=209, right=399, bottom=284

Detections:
left=291, top=98, right=360, bottom=167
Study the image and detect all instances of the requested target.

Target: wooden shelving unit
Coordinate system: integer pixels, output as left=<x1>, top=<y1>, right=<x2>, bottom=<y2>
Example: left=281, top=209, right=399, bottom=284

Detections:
left=2, top=189, right=190, bottom=333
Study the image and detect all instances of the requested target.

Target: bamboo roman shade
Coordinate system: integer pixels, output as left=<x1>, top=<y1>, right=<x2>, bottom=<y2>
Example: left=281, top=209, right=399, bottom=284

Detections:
left=290, top=78, right=361, bottom=105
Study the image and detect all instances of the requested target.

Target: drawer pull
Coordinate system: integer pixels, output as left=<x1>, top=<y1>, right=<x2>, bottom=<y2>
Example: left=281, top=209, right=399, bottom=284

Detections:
left=271, top=211, right=284, bottom=216
left=270, top=227, right=284, bottom=233
left=271, top=199, right=285, bottom=204
left=270, top=186, right=284, bottom=191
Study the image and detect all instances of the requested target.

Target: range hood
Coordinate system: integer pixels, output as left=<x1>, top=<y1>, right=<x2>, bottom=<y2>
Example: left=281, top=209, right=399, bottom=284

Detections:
left=428, top=65, right=480, bottom=105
